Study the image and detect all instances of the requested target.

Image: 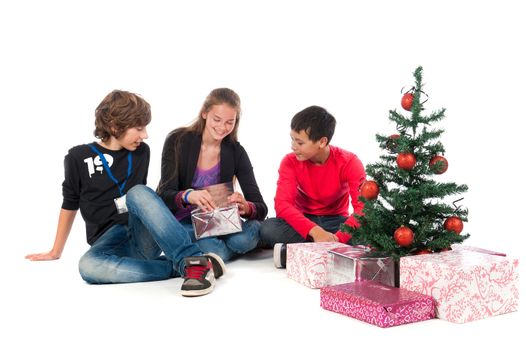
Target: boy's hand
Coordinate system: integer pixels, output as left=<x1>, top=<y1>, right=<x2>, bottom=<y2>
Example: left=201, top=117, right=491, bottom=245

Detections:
left=308, top=226, right=338, bottom=242
left=228, top=192, right=250, bottom=215
left=187, top=190, right=216, bottom=212
left=25, top=251, right=61, bottom=261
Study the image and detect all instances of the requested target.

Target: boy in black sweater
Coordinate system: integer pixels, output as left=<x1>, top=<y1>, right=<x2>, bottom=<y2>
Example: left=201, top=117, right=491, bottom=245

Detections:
left=26, top=90, right=225, bottom=297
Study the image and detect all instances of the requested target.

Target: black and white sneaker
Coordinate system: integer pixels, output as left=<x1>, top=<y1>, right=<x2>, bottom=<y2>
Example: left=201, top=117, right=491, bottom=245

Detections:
left=204, top=252, right=226, bottom=279
left=273, top=243, right=287, bottom=269
left=181, top=256, right=216, bottom=297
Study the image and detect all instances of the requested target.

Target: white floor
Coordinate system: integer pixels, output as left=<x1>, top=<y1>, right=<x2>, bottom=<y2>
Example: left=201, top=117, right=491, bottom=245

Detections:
left=2, top=1, right=525, bottom=349
left=5, top=245, right=523, bottom=350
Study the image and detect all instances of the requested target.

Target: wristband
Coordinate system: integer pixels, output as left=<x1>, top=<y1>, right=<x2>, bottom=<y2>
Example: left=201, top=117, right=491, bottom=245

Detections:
left=183, top=189, right=194, bottom=204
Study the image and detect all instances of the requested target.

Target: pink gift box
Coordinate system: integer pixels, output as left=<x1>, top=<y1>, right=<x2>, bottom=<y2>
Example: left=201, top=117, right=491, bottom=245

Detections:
left=451, top=244, right=506, bottom=256
left=320, top=281, right=436, bottom=327
left=400, top=250, right=519, bottom=323
left=327, top=246, right=396, bottom=287
left=286, top=242, right=349, bottom=288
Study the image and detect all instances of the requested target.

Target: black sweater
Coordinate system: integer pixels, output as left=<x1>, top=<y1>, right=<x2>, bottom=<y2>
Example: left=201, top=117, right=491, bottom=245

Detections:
left=62, top=142, right=149, bottom=244
left=157, top=130, right=267, bottom=221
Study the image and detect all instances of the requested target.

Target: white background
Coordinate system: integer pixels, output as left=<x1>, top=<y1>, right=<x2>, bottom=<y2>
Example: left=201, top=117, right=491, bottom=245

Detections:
left=1, top=1, right=524, bottom=349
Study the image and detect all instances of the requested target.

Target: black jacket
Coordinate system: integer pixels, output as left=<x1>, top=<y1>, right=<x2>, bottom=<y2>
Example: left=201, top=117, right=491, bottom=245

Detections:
left=157, top=130, right=267, bottom=220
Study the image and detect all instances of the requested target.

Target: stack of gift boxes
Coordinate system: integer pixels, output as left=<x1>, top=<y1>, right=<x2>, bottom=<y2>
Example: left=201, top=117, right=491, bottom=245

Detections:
left=286, top=242, right=519, bottom=327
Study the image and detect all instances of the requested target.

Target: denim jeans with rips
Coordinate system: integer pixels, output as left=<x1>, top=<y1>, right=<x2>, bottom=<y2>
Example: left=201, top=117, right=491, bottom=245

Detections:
left=78, top=185, right=203, bottom=284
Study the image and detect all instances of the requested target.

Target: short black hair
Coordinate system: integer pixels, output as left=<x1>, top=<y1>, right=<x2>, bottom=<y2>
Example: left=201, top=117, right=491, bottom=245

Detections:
left=291, top=105, right=336, bottom=143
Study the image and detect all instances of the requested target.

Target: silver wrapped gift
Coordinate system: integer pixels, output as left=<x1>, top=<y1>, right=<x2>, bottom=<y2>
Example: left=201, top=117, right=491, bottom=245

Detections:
left=191, top=204, right=242, bottom=239
left=327, top=246, right=395, bottom=287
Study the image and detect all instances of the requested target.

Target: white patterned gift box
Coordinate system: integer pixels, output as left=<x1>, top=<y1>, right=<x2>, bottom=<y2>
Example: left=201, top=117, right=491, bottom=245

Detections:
left=327, top=246, right=396, bottom=287
left=320, top=281, right=435, bottom=328
left=286, top=242, right=349, bottom=288
left=451, top=244, right=506, bottom=257
left=400, top=250, right=519, bottom=323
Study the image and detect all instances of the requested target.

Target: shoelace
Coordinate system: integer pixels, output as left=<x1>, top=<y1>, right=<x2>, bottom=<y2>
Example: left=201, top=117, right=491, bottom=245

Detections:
left=184, top=264, right=208, bottom=279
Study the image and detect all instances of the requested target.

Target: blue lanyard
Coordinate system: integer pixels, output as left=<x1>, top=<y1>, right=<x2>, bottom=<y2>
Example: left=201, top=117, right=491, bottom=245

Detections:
left=88, top=144, right=132, bottom=197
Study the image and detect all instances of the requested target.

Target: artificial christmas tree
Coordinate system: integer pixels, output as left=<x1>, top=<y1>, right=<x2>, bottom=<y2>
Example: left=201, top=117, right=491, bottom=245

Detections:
left=342, top=66, right=469, bottom=261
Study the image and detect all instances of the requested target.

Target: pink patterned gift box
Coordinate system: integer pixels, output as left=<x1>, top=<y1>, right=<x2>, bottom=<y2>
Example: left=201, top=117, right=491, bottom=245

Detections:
left=400, top=250, right=519, bottom=323
left=286, top=242, right=348, bottom=288
left=320, top=281, right=435, bottom=327
left=451, top=244, right=506, bottom=256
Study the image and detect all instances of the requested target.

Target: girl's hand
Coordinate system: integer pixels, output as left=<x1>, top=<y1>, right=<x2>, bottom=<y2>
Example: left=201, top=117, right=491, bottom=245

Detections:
left=187, top=190, right=216, bottom=212
left=228, top=192, right=251, bottom=216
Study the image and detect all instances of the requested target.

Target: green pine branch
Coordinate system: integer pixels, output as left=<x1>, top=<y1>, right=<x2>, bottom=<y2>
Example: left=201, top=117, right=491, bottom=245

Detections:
left=344, top=66, right=469, bottom=259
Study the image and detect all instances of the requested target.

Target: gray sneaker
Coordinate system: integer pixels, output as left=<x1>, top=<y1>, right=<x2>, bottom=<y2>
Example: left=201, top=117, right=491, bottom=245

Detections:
left=204, top=252, right=226, bottom=279
left=273, top=243, right=287, bottom=269
left=181, top=256, right=215, bottom=297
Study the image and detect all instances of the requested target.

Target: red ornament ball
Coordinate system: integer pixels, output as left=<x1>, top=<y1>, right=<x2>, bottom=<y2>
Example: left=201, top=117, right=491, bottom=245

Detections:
left=429, top=155, right=448, bottom=174
left=361, top=180, right=380, bottom=200
left=396, top=152, right=417, bottom=170
left=386, top=134, right=400, bottom=153
left=394, top=226, right=414, bottom=247
left=416, top=249, right=431, bottom=255
left=444, top=216, right=464, bottom=234
left=401, top=93, right=414, bottom=111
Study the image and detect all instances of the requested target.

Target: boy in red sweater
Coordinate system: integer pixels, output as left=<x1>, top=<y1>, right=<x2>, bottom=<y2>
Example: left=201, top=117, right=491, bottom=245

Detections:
left=259, top=106, right=366, bottom=267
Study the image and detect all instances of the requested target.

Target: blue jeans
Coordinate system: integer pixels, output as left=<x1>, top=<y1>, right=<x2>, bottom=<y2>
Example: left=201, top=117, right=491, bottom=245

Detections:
left=78, top=185, right=203, bottom=284
left=178, top=217, right=261, bottom=263
left=259, top=214, right=347, bottom=246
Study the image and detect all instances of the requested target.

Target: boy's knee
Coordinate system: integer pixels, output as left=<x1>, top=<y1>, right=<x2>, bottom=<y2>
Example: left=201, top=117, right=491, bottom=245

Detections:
left=78, top=253, right=99, bottom=284
left=78, top=252, right=111, bottom=284
left=126, top=184, right=149, bottom=200
left=126, top=185, right=155, bottom=207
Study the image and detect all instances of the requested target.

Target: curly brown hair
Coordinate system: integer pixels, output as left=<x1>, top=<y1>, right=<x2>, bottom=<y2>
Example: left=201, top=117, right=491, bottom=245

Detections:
left=94, top=90, right=151, bottom=141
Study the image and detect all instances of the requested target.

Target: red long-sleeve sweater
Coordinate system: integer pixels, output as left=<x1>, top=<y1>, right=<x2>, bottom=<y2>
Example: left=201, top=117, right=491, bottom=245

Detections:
left=274, top=145, right=366, bottom=243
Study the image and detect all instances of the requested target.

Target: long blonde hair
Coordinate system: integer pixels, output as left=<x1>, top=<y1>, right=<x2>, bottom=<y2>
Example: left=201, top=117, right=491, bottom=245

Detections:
left=158, top=88, right=242, bottom=193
